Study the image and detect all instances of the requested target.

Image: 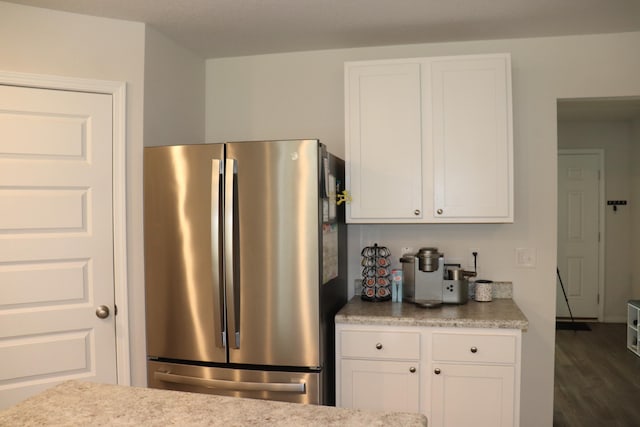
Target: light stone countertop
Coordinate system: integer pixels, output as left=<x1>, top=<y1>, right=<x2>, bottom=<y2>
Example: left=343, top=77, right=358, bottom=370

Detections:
left=0, top=381, right=428, bottom=426
left=336, top=296, right=528, bottom=330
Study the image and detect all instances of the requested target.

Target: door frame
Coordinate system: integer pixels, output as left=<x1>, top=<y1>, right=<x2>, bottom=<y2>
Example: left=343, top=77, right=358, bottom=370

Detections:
left=557, top=149, right=605, bottom=321
left=0, top=70, right=130, bottom=384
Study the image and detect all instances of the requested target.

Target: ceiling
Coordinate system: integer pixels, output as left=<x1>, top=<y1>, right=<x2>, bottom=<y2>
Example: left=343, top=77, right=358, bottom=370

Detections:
left=6, top=0, right=640, bottom=59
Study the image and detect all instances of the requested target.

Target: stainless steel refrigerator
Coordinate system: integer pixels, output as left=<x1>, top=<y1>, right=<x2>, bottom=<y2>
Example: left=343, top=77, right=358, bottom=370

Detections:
left=143, top=139, right=347, bottom=405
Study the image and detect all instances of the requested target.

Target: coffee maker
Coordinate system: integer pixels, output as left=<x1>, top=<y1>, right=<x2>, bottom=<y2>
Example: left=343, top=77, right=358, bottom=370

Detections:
left=400, top=247, right=473, bottom=308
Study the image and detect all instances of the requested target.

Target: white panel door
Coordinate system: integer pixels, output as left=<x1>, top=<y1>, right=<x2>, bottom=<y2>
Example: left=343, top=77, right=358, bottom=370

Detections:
left=430, top=55, right=513, bottom=221
left=557, top=152, right=600, bottom=318
left=345, top=62, right=423, bottom=222
left=0, top=84, right=116, bottom=408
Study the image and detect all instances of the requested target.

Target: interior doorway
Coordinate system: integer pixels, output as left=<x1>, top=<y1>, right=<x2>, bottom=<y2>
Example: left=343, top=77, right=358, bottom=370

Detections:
left=556, top=149, right=603, bottom=320
left=556, top=97, right=640, bottom=323
left=554, top=96, right=640, bottom=426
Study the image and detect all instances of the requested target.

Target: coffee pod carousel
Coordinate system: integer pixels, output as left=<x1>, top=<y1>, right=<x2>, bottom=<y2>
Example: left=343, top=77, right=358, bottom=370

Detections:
left=360, top=243, right=392, bottom=302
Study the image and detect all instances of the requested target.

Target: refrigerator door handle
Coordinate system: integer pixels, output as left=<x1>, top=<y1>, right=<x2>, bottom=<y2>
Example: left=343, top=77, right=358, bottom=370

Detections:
left=211, top=158, right=225, bottom=348
left=154, top=371, right=306, bottom=394
left=224, top=158, right=240, bottom=349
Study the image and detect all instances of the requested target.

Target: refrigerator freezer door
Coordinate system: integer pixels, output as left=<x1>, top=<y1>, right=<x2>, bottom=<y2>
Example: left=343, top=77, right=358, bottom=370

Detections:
left=144, top=144, right=226, bottom=363
left=148, top=361, right=321, bottom=404
left=226, top=140, right=322, bottom=367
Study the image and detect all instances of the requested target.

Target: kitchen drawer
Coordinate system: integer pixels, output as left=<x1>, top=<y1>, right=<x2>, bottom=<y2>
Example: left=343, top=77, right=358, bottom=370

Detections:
left=341, top=330, right=420, bottom=360
left=432, top=333, right=516, bottom=364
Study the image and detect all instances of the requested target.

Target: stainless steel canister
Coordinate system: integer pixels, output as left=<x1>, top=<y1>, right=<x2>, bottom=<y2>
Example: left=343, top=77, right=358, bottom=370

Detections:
left=447, top=268, right=464, bottom=280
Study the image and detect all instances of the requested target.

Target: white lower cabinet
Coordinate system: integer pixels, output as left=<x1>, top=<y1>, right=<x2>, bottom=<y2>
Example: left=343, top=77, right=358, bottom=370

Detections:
left=336, top=324, right=521, bottom=427
left=429, top=330, right=519, bottom=427
left=431, top=363, right=515, bottom=427
left=336, top=325, right=422, bottom=413
left=341, top=359, right=420, bottom=412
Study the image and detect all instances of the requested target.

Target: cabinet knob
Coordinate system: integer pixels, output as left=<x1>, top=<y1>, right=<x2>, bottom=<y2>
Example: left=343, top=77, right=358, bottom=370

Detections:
left=437, top=209, right=443, bottom=215
left=414, top=209, right=421, bottom=216
left=375, top=343, right=383, bottom=350
left=409, top=367, right=416, bottom=373
left=470, top=346, right=478, bottom=353
left=434, top=368, right=441, bottom=375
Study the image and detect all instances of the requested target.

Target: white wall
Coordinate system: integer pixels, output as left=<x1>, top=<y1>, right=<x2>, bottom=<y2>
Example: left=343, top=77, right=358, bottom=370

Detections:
left=558, top=120, right=634, bottom=322
left=144, top=26, right=205, bottom=147
left=632, top=118, right=640, bottom=299
left=0, top=2, right=208, bottom=388
left=205, top=32, right=640, bottom=426
left=0, top=1, right=148, bottom=386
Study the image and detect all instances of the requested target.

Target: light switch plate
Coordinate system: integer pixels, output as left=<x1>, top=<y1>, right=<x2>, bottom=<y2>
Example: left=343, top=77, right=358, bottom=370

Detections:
left=515, top=247, right=536, bottom=268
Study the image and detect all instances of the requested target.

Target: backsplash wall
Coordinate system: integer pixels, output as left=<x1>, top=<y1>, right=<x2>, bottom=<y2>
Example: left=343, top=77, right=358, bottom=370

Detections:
left=347, top=223, right=522, bottom=300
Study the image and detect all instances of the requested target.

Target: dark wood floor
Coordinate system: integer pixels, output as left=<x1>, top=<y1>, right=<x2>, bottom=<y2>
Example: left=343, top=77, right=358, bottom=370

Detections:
left=554, top=322, right=640, bottom=427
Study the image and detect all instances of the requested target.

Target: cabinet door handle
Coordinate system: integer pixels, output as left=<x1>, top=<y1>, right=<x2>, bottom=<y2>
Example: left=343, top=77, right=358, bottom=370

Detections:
left=437, top=209, right=443, bottom=215
left=409, top=367, right=416, bottom=373
left=414, top=209, right=421, bottom=216
left=375, top=343, right=383, bottom=350
left=470, top=346, right=478, bottom=353
left=434, top=368, right=441, bottom=375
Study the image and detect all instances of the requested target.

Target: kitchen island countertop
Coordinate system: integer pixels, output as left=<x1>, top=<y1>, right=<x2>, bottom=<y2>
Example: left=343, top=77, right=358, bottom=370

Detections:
left=0, top=380, right=428, bottom=426
left=336, top=296, right=528, bottom=330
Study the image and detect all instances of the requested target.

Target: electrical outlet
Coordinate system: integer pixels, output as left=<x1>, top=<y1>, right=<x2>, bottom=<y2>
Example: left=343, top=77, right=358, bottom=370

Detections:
left=401, top=247, right=413, bottom=256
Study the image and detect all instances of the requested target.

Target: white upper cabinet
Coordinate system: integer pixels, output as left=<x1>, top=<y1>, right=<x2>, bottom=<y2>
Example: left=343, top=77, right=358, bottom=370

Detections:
left=345, top=62, right=423, bottom=221
left=345, top=54, right=513, bottom=223
left=429, top=55, right=513, bottom=221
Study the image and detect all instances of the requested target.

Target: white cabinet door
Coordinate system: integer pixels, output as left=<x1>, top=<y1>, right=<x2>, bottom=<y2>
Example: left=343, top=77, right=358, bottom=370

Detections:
left=429, top=55, right=513, bottom=222
left=341, top=359, right=420, bottom=413
left=345, top=62, right=423, bottom=222
left=430, top=363, right=515, bottom=427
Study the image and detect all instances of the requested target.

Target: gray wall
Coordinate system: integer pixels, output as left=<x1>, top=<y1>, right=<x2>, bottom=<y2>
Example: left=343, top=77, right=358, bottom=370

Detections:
left=205, top=32, right=640, bottom=426
left=144, top=26, right=206, bottom=148
left=632, top=119, right=640, bottom=299
left=1, top=1, right=208, bottom=387
left=0, top=0, right=148, bottom=386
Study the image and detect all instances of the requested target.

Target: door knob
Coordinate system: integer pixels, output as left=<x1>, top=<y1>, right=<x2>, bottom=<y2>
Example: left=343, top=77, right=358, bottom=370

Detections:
left=409, top=367, right=416, bottom=373
left=96, top=305, right=110, bottom=319
left=434, top=368, right=441, bottom=375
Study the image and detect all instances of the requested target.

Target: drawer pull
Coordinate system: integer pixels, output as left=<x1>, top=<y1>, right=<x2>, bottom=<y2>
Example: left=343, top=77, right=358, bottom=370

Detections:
left=375, top=343, right=383, bottom=350
left=470, top=346, right=478, bottom=353
left=434, top=368, right=441, bottom=375
left=409, top=367, right=416, bottom=373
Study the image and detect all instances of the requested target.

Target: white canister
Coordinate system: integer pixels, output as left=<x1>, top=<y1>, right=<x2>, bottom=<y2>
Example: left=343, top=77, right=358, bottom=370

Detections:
left=475, top=280, right=493, bottom=302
